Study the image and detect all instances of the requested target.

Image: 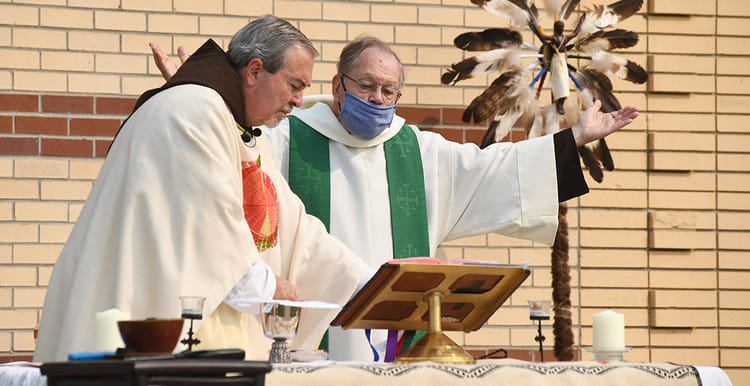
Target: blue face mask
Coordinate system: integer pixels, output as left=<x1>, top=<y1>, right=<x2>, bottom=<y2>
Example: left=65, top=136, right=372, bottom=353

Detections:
left=339, top=91, right=397, bottom=141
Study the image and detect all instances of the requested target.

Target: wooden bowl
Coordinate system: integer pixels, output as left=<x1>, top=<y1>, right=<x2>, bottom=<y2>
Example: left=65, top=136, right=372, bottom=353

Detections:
left=117, top=318, right=184, bottom=353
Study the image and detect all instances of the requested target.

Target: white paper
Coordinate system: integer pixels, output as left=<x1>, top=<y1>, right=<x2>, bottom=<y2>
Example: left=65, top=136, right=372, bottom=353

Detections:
left=227, top=298, right=341, bottom=315
left=451, top=259, right=531, bottom=269
left=386, top=257, right=530, bottom=269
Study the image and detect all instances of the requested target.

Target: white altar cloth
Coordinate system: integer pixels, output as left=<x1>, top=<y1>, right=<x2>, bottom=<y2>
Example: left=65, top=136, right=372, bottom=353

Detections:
left=0, top=362, right=45, bottom=386
left=267, top=359, right=733, bottom=386
left=0, top=359, right=734, bottom=386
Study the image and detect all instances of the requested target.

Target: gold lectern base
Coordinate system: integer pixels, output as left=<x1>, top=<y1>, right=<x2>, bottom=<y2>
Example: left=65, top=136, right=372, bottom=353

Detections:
left=395, top=331, right=476, bottom=364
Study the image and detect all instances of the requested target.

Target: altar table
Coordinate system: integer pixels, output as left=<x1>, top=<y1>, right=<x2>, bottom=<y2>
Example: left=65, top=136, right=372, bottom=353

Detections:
left=0, top=358, right=733, bottom=386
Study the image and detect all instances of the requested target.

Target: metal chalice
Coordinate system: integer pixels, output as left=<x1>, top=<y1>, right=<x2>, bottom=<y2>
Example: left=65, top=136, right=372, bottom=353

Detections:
left=261, top=303, right=301, bottom=363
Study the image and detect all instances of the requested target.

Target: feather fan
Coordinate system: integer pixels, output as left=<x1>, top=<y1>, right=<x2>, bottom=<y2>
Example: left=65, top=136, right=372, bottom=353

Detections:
left=445, top=0, right=646, bottom=182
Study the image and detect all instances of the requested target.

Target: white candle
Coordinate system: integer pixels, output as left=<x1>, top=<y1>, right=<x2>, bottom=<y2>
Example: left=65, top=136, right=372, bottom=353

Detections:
left=592, top=309, right=625, bottom=351
left=95, top=308, right=130, bottom=351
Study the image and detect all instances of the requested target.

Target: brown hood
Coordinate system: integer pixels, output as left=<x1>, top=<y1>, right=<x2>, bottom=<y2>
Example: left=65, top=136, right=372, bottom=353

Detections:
left=111, top=39, right=247, bottom=146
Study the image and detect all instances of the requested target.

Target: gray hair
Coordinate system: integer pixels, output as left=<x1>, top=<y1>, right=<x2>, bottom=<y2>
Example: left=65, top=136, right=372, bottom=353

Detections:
left=337, top=36, right=404, bottom=87
left=228, top=14, right=318, bottom=73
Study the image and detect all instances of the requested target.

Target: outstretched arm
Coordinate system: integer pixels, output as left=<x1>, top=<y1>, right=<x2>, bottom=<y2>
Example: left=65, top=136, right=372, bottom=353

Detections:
left=571, top=99, right=639, bottom=147
left=149, top=42, right=187, bottom=81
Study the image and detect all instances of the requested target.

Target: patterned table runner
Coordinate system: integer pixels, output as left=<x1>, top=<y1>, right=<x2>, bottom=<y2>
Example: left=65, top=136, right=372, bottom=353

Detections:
left=269, top=359, right=701, bottom=386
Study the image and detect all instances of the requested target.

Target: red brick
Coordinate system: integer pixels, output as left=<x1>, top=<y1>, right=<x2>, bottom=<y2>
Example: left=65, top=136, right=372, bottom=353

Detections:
left=15, top=116, right=68, bottom=135
left=96, top=97, right=136, bottom=116
left=0, top=94, right=38, bottom=113
left=0, top=137, right=39, bottom=155
left=70, top=118, right=121, bottom=137
left=398, top=106, right=440, bottom=126
left=0, top=116, right=11, bottom=133
left=427, top=127, right=464, bottom=143
left=95, top=139, right=114, bottom=158
left=0, top=355, right=34, bottom=363
left=41, top=138, right=94, bottom=158
left=443, top=107, right=468, bottom=125
left=42, top=95, right=94, bottom=114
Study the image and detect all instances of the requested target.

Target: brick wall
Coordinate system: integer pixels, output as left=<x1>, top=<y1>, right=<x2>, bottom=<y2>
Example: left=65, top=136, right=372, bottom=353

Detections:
left=1, top=0, right=748, bottom=384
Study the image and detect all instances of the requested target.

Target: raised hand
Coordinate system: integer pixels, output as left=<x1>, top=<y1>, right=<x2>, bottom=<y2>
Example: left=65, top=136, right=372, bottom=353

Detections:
left=149, top=42, right=188, bottom=81
left=571, top=99, right=639, bottom=147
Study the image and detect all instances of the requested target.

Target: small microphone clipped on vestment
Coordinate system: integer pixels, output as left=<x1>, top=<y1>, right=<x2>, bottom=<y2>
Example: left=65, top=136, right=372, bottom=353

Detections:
left=237, top=123, right=262, bottom=144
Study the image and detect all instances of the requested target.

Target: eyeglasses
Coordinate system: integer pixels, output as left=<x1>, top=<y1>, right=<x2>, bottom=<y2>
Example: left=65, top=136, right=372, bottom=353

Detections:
left=341, top=74, right=402, bottom=104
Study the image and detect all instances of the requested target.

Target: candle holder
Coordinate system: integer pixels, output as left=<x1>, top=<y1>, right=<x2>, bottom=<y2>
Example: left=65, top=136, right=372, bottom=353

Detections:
left=585, top=346, right=631, bottom=362
left=528, top=300, right=551, bottom=362
left=179, top=296, right=205, bottom=352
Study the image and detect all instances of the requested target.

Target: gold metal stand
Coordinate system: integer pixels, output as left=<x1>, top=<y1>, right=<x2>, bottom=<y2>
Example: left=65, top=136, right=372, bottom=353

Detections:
left=396, top=291, right=476, bottom=364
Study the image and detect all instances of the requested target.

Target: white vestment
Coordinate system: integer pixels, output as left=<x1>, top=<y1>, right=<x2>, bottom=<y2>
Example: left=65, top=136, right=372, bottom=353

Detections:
left=264, top=100, right=560, bottom=361
left=34, top=85, right=369, bottom=362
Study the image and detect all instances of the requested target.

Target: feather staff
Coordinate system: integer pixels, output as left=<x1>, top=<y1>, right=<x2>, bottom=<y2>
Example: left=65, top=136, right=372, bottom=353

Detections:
left=551, top=202, right=575, bottom=361
left=445, top=0, right=647, bottom=363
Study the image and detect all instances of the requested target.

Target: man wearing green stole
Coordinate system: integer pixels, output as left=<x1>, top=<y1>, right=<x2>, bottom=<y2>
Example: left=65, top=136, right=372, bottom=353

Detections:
left=152, top=36, right=638, bottom=362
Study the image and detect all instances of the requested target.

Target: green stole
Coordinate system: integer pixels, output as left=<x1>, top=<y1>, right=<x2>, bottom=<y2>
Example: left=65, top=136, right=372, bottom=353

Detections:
left=287, top=115, right=429, bottom=358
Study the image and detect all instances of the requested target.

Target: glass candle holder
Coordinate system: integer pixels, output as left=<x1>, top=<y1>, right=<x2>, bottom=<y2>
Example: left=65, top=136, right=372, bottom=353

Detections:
left=179, top=296, right=206, bottom=351
left=179, top=296, right=206, bottom=320
left=528, top=300, right=551, bottom=320
left=528, top=300, right=551, bottom=362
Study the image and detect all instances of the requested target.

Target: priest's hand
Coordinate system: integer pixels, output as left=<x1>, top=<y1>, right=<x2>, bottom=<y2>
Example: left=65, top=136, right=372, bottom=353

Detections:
left=273, top=277, right=298, bottom=300
left=149, top=42, right=187, bottom=81
left=571, top=99, right=639, bottom=147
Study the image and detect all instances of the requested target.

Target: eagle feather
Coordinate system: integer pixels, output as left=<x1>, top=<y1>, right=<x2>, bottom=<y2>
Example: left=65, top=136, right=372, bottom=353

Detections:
left=471, top=0, right=533, bottom=27
left=462, top=67, right=533, bottom=123
left=453, top=28, right=523, bottom=51
left=560, top=0, right=581, bottom=20
left=441, top=48, right=522, bottom=85
left=581, top=0, right=643, bottom=34
left=589, top=50, right=648, bottom=84
left=575, top=29, right=639, bottom=52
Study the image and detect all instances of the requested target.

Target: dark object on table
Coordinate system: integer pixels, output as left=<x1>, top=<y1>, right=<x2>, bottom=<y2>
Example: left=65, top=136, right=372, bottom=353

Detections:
left=111, top=349, right=247, bottom=361
left=118, top=319, right=184, bottom=354
left=41, top=359, right=271, bottom=386
left=175, top=349, right=246, bottom=360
